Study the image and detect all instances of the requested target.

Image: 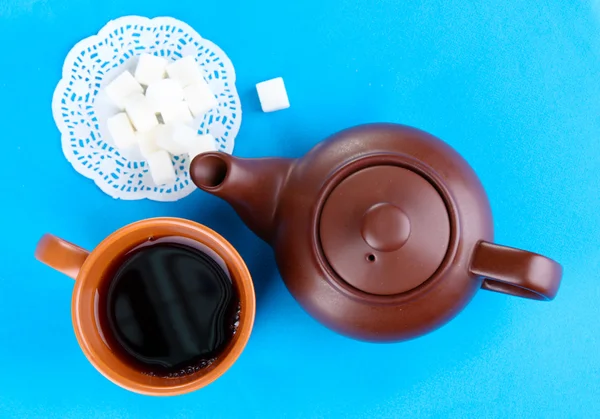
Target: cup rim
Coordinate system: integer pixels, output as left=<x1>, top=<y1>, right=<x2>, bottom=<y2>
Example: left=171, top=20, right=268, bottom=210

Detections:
left=71, top=217, right=256, bottom=396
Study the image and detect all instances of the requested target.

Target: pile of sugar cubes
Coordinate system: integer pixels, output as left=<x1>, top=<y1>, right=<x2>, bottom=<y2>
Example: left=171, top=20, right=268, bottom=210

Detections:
left=105, top=54, right=218, bottom=186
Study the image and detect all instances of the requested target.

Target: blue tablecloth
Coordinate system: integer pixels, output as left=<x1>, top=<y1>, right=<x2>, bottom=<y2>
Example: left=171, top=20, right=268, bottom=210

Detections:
left=1, top=1, right=598, bottom=417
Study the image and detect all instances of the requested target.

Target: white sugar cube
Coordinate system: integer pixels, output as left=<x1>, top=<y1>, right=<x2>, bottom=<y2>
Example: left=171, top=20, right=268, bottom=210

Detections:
left=183, top=82, right=218, bottom=117
left=256, top=77, right=290, bottom=112
left=171, top=123, right=199, bottom=149
left=134, top=53, right=168, bottom=86
left=146, top=150, right=175, bottom=186
left=136, top=126, right=163, bottom=158
left=145, top=79, right=184, bottom=113
left=155, top=126, right=185, bottom=155
left=105, top=71, right=143, bottom=110
left=156, top=124, right=193, bottom=155
left=107, top=113, right=136, bottom=150
left=166, top=56, right=205, bottom=87
left=125, top=94, right=159, bottom=133
left=160, top=101, right=193, bottom=125
left=187, top=134, right=218, bottom=159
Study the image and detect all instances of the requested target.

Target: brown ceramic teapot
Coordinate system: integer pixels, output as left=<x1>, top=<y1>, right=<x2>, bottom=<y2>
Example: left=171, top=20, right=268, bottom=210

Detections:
left=190, top=123, right=562, bottom=342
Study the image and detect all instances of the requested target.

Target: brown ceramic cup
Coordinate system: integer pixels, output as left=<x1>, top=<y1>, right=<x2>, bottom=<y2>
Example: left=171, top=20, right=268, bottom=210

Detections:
left=34, top=218, right=255, bottom=396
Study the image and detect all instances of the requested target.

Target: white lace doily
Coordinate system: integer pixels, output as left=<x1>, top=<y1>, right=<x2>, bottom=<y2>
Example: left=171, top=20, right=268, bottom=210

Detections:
left=52, top=16, right=241, bottom=201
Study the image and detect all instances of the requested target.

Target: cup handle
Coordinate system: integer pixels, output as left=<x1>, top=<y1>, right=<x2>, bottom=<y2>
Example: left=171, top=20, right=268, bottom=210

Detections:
left=35, top=234, right=90, bottom=280
left=469, top=241, right=562, bottom=301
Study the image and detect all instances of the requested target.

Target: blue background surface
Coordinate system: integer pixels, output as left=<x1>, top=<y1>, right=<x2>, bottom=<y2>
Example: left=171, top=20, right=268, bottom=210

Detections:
left=1, top=1, right=599, bottom=417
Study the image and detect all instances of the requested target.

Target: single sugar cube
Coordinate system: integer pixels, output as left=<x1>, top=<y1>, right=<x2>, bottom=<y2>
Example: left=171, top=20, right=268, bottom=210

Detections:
left=160, top=101, right=193, bottom=125
left=155, top=125, right=184, bottom=155
left=256, top=77, right=290, bottom=112
left=105, top=71, right=143, bottom=110
left=134, top=53, right=168, bottom=86
left=146, top=150, right=176, bottom=186
left=145, top=79, right=185, bottom=113
left=184, top=82, right=218, bottom=117
left=155, top=124, right=191, bottom=155
left=187, top=134, right=218, bottom=160
left=166, top=56, right=205, bottom=87
left=125, top=94, right=159, bottom=133
left=171, top=123, right=199, bottom=149
left=136, top=126, right=163, bottom=158
left=106, top=113, right=137, bottom=150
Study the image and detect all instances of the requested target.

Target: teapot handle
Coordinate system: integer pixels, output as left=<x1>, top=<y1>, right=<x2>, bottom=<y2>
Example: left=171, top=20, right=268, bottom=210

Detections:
left=470, top=241, right=562, bottom=301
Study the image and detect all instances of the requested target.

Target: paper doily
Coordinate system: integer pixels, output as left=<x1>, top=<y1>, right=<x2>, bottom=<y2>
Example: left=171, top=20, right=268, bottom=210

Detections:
left=52, top=16, right=241, bottom=201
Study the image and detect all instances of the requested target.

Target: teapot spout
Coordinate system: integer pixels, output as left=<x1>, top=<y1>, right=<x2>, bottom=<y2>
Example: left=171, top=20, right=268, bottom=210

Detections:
left=190, top=153, right=293, bottom=244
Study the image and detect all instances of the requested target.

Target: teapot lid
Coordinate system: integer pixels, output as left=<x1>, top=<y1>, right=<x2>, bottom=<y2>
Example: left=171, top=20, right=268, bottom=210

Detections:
left=319, top=166, right=450, bottom=295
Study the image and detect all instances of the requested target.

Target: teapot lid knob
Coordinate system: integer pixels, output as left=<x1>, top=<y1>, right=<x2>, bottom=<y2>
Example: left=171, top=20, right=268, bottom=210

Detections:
left=319, top=166, right=451, bottom=296
left=360, top=203, right=411, bottom=252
